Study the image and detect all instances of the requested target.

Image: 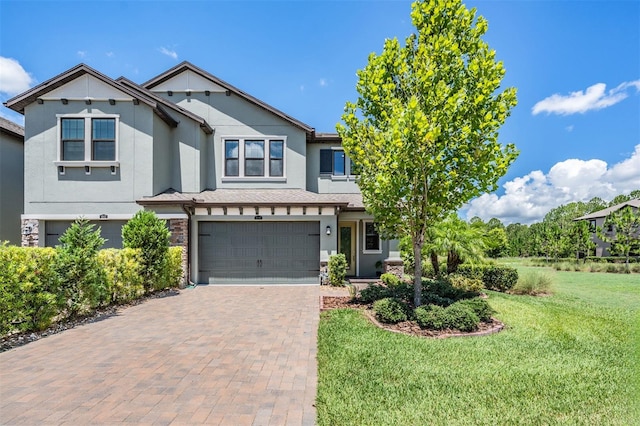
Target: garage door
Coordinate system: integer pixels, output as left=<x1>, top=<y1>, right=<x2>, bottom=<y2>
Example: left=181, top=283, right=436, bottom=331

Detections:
left=45, top=220, right=126, bottom=249
left=198, top=221, right=320, bottom=284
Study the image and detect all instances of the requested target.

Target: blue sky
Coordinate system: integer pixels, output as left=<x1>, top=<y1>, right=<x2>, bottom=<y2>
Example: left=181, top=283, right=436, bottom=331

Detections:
left=1, top=0, right=638, bottom=224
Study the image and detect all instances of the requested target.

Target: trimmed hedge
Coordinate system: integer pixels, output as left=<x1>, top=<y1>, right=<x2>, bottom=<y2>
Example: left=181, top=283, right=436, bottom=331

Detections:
left=414, top=301, right=482, bottom=332
left=373, top=298, right=409, bottom=324
left=457, top=265, right=518, bottom=292
left=0, top=245, right=184, bottom=337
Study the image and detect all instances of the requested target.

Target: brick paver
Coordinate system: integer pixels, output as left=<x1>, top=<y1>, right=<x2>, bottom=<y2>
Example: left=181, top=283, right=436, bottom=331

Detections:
left=0, top=285, right=319, bottom=425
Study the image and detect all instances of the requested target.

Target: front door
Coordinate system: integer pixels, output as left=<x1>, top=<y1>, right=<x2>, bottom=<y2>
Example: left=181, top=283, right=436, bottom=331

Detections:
left=339, top=222, right=356, bottom=276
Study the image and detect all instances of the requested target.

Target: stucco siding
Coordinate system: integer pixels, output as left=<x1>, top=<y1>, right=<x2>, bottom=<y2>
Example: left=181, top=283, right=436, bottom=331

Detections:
left=152, top=115, right=172, bottom=195
left=23, top=100, right=154, bottom=215
left=306, top=142, right=359, bottom=193
left=0, top=130, right=24, bottom=244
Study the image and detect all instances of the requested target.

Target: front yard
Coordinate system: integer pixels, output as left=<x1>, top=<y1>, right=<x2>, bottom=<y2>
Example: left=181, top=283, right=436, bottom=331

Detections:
left=317, top=268, right=639, bottom=425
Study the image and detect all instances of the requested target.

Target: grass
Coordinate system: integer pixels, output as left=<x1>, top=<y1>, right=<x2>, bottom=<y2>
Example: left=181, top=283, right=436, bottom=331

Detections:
left=317, top=265, right=640, bottom=425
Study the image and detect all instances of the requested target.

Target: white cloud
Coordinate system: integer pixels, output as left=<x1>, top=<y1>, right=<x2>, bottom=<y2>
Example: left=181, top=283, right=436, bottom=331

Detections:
left=159, top=47, right=178, bottom=60
left=0, top=57, right=35, bottom=96
left=464, top=145, right=640, bottom=224
left=532, top=80, right=640, bottom=115
left=77, top=51, right=86, bottom=58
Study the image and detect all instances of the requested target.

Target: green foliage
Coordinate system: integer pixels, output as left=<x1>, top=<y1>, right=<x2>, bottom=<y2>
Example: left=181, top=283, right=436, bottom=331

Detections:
left=447, top=274, right=484, bottom=293
left=0, top=245, right=59, bottom=334
left=122, top=210, right=171, bottom=290
left=482, top=265, right=518, bottom=292
left=97, top=248, right=145, bottom=304
left=414, top=301, right=480, bottom=331
left=414, top=304, right=447, bottom=329
left=380, top=272, right=401, bottom=287
left=373, top=297, right=409, bottom=324
left=55, top=219, right=107, bottom=317
left=328, top=253, right=347, bottom=287
left=359, top=284, right=393, bottom=304
left=455, top=297, right=494, bottom=321
left=336, top=0, right=518, bottom=306
left=158, top=246, right=184, bottom=290
left=598, top=205, right=640, bottom=269
left=511, top=270, right=553, bottom=295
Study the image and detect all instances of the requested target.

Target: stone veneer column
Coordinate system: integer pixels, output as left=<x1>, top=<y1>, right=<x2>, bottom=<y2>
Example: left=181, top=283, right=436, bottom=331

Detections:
left=383, top=238, right=404, bottom=278
left=169, top=218, right=189, bottom=287
left=319, top=260, right=329, bottom=285
left=21, top=219, right=40, bottom=247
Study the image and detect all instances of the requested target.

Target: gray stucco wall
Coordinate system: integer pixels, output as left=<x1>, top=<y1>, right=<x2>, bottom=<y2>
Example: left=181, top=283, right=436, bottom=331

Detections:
left=306, top=142, right=359, bottom=193
left=0, top=130, right=24, bottom=244
left=153, top=92, right=308, bottom=190
left=23, top=100, right=155, bottom=215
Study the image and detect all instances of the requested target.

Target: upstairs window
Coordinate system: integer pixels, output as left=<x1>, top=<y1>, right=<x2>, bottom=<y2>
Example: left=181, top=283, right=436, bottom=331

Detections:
left=320, top=148, right=351, bottom=176
left=58, top=115, right=118, bottom=163
left=223, top=137, right=286, bottom=178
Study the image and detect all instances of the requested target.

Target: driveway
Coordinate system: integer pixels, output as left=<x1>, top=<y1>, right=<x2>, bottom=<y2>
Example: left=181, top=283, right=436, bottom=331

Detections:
left=0, top=285, right=319, bottom=425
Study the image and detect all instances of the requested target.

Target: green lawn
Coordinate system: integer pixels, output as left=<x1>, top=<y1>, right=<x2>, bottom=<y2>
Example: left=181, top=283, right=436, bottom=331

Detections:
left=317, top=268, right=640, bottom=425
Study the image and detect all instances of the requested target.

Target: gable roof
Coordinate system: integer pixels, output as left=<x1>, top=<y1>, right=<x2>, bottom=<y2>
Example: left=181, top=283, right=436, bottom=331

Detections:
left=142, top=61, right=315, bottom=134
left=575, top=199, right=640, bottom=220
left=0, top=117, right=24, bottom=139
left=116, top=77, right=213, bottom=134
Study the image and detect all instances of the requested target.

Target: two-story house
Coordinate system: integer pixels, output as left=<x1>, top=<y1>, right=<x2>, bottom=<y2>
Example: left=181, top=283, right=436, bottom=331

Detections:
left=575, top=199, right=640, bottom=257
left=4, top=62, right=402, bottom=284
left=0, top=117, right=25, bottom=245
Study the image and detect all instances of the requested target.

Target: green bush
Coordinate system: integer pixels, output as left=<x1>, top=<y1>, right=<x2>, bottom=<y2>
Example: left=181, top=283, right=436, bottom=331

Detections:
left=97, top=248, right=145, bottom=304
left=442, top=302, right=480, bottom=332
left=380, top=272, right=401, bottom=287
left=122, top=210, right=171, bottom=291
left=455, top=297, right=494, bottom=322
left=158, top=246, right=184, bottom=289
left=455, top=265, right=484, bottom=281
left=373, top=298, right=409, bottom=324
left=359, top=284, right=393, bottom=304
left=482, top=265, right=518, bottom=292
left=0, top=245, right=60, bottom=334
left=414, top=304, right=447, bottom=330
left=55, top=219, right=107, bottom=317
left=448, top=274, right=484, bottom=293
left=328, top=253, right=347, bottom=286
left=511, top=270, right=553, bottom=295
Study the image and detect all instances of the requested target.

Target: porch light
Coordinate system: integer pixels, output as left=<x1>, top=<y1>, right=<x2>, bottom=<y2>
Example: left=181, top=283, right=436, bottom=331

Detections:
left=326, top=225, right=332, bottom=236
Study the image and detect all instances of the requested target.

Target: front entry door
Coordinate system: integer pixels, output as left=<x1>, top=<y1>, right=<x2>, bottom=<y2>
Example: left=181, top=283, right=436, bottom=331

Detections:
left=339, top=222, right=356, bottom=276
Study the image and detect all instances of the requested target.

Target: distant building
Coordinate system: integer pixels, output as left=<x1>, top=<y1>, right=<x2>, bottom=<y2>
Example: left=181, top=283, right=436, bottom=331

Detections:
left=575, top=199, right=640, bottom=257
left=0, top=117, right=25, bottom=245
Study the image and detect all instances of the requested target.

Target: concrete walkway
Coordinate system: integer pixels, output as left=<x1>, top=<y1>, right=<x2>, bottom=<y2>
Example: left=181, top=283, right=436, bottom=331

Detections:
left=0, top=286, right=319, bottom=425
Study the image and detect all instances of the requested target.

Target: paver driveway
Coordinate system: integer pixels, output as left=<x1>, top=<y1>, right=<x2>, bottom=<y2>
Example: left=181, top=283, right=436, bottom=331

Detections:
left=0, top=285, right=319, bottom=425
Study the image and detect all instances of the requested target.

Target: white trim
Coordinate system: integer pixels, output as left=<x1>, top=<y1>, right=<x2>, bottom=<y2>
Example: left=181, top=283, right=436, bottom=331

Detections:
left=21, top=213, right=187, bottom=220
left=222, top=135, right=287, bottom=179
left=356, top=219, right=360, bottom=277
left=56, top=114, right=120, bottom=165
left=362, top=220, right=382, bottom=254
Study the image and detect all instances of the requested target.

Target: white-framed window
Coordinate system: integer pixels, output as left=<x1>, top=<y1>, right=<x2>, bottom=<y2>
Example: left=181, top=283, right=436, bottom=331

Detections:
left=222, top=136, right=286, bottom=179
left=363, top=220, right=381, bottom=253
left=56, top=114, right=119, bottom=166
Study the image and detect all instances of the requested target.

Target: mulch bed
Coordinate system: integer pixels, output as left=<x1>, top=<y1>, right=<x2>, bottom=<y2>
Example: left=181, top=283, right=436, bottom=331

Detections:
left=0, top=289, right=180, bottom=353
left=321, top=296, right=504, bottom=339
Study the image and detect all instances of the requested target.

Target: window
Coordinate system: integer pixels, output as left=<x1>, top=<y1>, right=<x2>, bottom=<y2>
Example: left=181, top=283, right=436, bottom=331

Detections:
left=320, top=148, right=352, bottom=176
left=222, top=137, right=286, bottom=178
left=363, top=221, right=381, bottom=253
left=57, top=115, right=118, bottom=164
left=589, top=220, right=596, bottom=233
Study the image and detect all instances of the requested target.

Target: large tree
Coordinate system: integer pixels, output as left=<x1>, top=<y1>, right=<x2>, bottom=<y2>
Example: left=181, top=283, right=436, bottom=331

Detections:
left=337, top=0, right=517, bottom=306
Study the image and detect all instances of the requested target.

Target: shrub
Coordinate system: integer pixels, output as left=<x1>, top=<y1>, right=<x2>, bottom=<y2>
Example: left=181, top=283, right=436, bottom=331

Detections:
left=422, top=277, right=471, bottom=302
left=373, top=298, right=408, bottom=324
left=455, top=297, right=494, bottom=322
left=448, top=274, right=484, bottom=294
left=482, top=265, right=518, bottom=292
left=55, top=219, right=107, bottom=317
left=157, top=246, right=184, bottom=289
left=359, top=284, right=393, bottom=304
left=328, top=253, right=347, bottom=286
left=380, top=272, right=401, bottom=287
left=511, top=270, right=553, bottom=295
left=122, top=211, right=171, bottom=291
left=414, top=304, right=447, bottom=330
left=97, top=248, right=145, bottom=304
left=442, top=303, right=480, bottom=332
left=455, top=265, right=484, bottom=281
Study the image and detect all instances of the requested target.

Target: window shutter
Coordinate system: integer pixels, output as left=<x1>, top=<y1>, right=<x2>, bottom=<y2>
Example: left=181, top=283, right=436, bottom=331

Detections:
left=320, top=149, right=332, bottom=174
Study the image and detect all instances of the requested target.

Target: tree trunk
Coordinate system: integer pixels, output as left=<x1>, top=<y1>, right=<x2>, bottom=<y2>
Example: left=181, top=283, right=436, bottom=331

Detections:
left=413, top=240, right=423, bottom=307
left=430, top=250, right=439, bottom=276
